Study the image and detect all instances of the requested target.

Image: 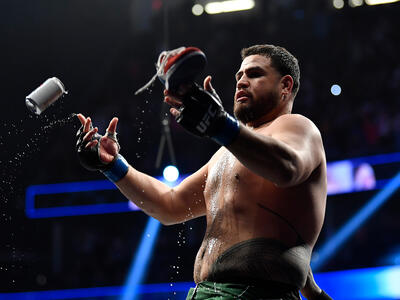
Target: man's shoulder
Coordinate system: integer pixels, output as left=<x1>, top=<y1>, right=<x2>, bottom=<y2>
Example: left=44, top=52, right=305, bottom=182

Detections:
left=208, top=147, right=226, bottom=165
left=274, top=113, right=316, bottom=126
left=269, top=113, right=321, bottom=135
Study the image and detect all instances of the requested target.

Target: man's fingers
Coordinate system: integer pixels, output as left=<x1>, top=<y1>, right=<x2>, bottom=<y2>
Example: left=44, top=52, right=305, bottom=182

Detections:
left=84, top=117, right=92, bottom=133
left=203, top=75, right=213, bottom=92
left=77, top=113, right=86, bottom=126
left=83, top=127, right=98, bottom=142
left=164, top=96, right=183, bottom=108
left=85, top=139, right=98, bottom=149
left=164, top=89, right=183, bottom=104
left=106, top=117, right=119, bottom=134
left=170, top=107, right=180, bottom=118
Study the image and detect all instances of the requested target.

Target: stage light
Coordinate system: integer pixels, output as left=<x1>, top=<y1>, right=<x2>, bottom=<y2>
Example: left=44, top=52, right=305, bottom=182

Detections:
left=312, top=171, right=400, bottom=271
left=120, top=217, right=161, bottom=300
left=365, top=0, right=399, bottom=5
left=3, top=266, right=400, bottom=299
left=120, top=174, right=182, bottom=300
left=163, top=165, right=179, bottom=182
left=205, top=0, right=255, bottom=14
left=192, top=4, right=204, bottom=16
left=349, top=0, right=364, bottom=7
left=330, top=84, right=342, bottom=96
left=333, top=0, right=345, bottom=9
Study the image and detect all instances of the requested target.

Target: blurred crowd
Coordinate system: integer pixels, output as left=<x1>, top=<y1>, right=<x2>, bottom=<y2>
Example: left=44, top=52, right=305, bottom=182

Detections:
left=1, top=0, right=400, bottom=293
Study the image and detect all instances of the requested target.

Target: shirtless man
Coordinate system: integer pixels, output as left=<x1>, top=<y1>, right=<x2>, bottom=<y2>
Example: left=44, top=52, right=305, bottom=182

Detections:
left=76, top=45, right=329, bottom=299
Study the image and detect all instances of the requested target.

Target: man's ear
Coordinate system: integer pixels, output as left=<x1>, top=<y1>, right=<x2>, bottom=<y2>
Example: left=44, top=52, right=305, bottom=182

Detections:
left=280, top=75, right=294, bottom=100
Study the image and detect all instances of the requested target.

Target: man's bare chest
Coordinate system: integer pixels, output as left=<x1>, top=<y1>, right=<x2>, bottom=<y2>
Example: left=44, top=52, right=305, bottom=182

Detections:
left=206, top=149, right=264, bottom=191
left=207, top=150, right=237, bottom=189
left=204, top=150, right=259, bottom=210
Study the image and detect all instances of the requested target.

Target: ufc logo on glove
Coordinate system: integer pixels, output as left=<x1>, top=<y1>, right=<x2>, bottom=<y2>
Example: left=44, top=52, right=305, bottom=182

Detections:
left=196, top=105, right=218, bottom=133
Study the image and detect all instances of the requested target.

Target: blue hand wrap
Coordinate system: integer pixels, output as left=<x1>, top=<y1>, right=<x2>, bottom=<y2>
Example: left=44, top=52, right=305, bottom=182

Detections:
left=211, top=114, right=240, bottom=146
left=102, top=154, right=129, bottom=182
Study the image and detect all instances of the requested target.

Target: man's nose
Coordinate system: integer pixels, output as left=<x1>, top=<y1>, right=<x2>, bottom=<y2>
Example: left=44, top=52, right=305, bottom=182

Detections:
left=236, top=77, right=249, bottom=89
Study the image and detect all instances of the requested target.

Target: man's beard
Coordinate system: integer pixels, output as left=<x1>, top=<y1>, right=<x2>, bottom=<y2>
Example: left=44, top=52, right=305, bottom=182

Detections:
left=233, top=90, right=280, bottom=124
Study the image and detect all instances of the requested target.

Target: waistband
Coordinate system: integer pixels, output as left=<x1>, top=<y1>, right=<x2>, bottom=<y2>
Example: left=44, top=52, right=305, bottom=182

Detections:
left=186, top=281, right=300, bottom=300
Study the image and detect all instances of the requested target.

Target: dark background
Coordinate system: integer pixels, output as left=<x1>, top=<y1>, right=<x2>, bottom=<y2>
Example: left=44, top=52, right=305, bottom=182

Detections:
left=0, top=0, right=400, bottom=294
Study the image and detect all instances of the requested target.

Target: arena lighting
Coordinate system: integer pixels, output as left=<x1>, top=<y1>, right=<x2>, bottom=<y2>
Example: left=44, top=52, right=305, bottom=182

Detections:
left=314, top=266, right=400, bottom=298
left=163, top=165, right=179, bottom=182
left=365, top=0, right=400, bottom=4
left=312, top=170, right=400, bottom=271
left=26, top=152, right=400, bottom=218
left=333, top=0, right=345, bottom=9
left=120, top=177, right=181, bottom=300
left=330, top=84, right=342, bottom=96
left=120, top=217, right=161, bottom=300
left=349, top=0, right=364, bottom=7
left=204, top=0, right=255, bottom=14
left=0, top=282, right=195, bottom=299
left=192, top=3, right=204, bottom=15
left=1, top=266, right=400, bottom=299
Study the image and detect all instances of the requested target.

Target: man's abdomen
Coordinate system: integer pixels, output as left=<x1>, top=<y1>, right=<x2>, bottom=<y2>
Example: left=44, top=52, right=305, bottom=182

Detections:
left=194, top=237, right=311, bottom=289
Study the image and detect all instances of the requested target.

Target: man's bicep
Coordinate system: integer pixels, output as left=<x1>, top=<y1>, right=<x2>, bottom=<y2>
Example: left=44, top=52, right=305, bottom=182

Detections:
left=269, top=115, right=323, bottom=182
left=169, top=163, right=208, bottom=222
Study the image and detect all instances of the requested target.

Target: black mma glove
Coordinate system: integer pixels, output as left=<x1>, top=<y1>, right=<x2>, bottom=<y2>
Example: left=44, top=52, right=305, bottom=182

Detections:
left=76, top=124, right=110, bottom=171
left=176, top=83, right=240, bottom=146
left=76, top=125, right=129, bottom=182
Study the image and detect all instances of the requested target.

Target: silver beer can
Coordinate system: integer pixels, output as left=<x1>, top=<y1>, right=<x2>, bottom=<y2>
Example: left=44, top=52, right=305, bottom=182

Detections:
left=25, top=77, right=67, bottom=115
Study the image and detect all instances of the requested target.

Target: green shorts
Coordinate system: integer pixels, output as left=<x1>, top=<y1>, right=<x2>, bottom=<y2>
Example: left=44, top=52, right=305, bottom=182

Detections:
left=186, top=281, right=300, bottom=300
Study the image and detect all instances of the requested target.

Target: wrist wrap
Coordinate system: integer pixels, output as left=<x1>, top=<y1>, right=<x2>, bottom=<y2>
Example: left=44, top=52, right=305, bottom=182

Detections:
left=102, top=154, right=129, bottom=182
left=176, top=84, right=240, bottom=146
left=211, top=113, right=240, bottom=146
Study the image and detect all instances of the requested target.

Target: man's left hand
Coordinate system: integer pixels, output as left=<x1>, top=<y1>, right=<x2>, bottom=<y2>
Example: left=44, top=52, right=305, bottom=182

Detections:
left=76, top=114, right=120, bottom=171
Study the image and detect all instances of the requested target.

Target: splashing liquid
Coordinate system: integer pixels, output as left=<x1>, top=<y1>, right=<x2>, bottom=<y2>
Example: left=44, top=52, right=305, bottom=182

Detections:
left=0, top=112, right=78, bottom=288
left=1, top=112, right=77, bottom=203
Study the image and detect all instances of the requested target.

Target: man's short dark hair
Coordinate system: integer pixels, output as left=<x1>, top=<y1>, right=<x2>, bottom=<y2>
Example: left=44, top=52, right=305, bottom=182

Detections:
left=241, top=44, right=300, bottom=98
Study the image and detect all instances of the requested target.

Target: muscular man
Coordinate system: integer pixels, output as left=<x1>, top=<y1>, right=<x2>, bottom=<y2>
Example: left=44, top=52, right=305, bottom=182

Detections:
left=76, top=44, right=329, bottom=299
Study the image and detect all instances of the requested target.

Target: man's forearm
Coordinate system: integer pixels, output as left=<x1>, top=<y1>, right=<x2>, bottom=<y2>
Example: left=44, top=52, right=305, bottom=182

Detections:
left=114, top=166, right=174, bottom=224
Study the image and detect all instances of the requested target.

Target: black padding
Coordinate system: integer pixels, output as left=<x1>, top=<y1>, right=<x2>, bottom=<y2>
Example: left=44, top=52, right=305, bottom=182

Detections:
left=75, top=125, right=110, bottom=171
left=207, top=238, right=311, bottom=290
left=175, top=84, right=225, bottom=138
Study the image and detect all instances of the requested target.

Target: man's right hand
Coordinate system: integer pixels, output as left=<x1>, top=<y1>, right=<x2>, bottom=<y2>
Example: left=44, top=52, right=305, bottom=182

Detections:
left=76, top=114, right=120, bottom=171
left=164, top=76, right=240, bottom=146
